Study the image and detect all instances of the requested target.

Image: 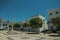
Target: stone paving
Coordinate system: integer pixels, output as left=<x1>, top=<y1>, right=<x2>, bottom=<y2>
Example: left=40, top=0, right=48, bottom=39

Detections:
left=0, top=30, right=60, bottom=40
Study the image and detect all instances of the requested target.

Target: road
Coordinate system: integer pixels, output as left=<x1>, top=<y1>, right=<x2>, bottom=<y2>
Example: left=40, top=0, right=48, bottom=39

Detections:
left=0, top=30, right=60, bottom=40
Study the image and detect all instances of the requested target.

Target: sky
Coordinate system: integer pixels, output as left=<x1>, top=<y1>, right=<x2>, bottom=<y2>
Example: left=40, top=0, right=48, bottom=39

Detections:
left=0, top=0, right=60, bottom=22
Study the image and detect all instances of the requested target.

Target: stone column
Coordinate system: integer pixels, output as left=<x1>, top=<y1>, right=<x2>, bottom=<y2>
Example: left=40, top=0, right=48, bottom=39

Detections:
left=11, top=17, right=14, bottom=31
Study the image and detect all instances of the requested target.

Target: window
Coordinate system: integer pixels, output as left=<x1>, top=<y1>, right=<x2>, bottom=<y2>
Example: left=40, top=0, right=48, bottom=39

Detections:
left=50, top=26, right=53, bottom=30
left=3, top=24, right=5, bottom=26
left=50, top=26, right=53, bottom=28
left=6, top=24, right=7, bottom=26
left=0, top=21, right=1, bottom=22
left=56, top=11, right=58, bottom=14
left=0, top=21, right=1, bottom=23
left=3, top=24, right=7, bottom=26
left=50, top=13, right=52, bottom=15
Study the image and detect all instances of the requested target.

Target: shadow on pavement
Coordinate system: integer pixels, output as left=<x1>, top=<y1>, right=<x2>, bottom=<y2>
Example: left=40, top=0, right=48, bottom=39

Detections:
left=49, top=34, right=60, bottom=37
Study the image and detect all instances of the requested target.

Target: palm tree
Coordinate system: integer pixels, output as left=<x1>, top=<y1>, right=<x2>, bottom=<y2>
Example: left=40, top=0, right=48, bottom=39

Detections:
left=29, top=18, right=43, bottom=33
left=51, top=17, right=60, bottom=31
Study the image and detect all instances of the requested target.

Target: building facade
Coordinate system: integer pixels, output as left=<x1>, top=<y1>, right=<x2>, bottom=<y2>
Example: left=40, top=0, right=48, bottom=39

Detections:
left=30, top=14, right=48, bottom=32
left=47, top=7, right=60, bottom=30
left=16, top=14, right=48, bottom=32
left=0, top=14, right=48, bottom=32
left=0, top=18, right=9, bottom=29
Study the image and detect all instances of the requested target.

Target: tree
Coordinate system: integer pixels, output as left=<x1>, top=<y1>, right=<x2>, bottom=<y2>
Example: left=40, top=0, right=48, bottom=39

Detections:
left=14, top=23, right=21, bottom=30
left=51, top=17, right=60, bottom=30
left=23, top=23, right=29, bottom=27
left=23, top=22, right=30, bottom=32
left=29, top=18, right=43, bottom=33
left=9, top=23, right=20, bottom=30
left=14, top=23, right=20, bottom=28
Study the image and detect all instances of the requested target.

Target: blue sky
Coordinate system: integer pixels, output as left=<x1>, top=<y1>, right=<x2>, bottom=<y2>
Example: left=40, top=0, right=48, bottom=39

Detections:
left=0, top=0, right=60, bottom=22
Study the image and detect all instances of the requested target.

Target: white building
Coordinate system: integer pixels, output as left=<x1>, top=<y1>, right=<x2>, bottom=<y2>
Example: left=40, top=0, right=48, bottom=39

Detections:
left=0, top=18, right=9, bottom=29
left=30, top=14, right=48, bottom=32
left=47, top=7, right=60, bottom=30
